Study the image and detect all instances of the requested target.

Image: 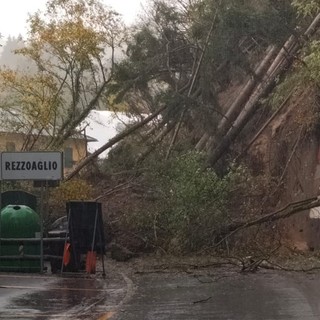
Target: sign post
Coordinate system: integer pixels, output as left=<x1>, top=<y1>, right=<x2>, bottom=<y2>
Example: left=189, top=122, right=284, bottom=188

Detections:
left=0, top=180, right=2, bottom=260
left=0, top=151, right=63, bottom=273
left=40, top=183, right=44, bottom=272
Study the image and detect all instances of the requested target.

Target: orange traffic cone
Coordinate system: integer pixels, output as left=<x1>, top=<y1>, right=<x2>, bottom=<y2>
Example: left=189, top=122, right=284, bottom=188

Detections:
left=85, top=251, right=97, bottom=274
left=63, top=243, right=71, bottom=266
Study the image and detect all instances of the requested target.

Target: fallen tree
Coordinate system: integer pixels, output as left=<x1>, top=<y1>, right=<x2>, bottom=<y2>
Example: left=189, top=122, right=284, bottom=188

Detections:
left=65, top=104, right=167, bottom=180
left=206, top=12, right=320, bottom=166
left=213, top=196, right=320, bottom=249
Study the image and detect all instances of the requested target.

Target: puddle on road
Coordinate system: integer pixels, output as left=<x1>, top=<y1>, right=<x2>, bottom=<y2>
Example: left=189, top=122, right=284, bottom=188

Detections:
left=0, top=276, right=126, bottom=320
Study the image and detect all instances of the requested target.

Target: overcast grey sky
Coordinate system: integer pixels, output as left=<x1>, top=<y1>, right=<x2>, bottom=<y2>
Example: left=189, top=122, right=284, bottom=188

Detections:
left=0, top=0, right=147, bottom=39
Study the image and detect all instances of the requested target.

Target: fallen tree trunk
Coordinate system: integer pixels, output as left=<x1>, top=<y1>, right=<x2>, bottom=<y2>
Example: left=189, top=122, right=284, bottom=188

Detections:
left=65, top=105, right=167, bottom=180
left=208, top=39, right=298, bottom=164
left=166, top=9, right=219, bottom=158
left=214, top=196, right=320, bottom=248
left=196, top=45, right=277, bottom=152
left=207, top=13, right=320, bottom=165
left=136, top=122, right=176, bottom=164
left=207, top=46, right=277, bottom=148
left=234, top=89, right=294, bottom=162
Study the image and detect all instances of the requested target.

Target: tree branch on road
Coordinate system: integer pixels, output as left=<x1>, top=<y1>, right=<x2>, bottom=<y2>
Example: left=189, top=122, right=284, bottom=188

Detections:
left=212, top=196, right=320, bottom=249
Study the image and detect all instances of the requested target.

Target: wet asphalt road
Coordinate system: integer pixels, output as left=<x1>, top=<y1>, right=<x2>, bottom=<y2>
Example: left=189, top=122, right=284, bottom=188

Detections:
left=116, top=269, right=320, bottom=320
left=0, top=268, right=128, bottom=320
left=1, top=261, right=320, bottom=319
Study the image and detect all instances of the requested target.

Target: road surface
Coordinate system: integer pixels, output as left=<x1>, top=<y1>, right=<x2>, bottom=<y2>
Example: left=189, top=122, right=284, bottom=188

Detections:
left=0, top=260, right=320, bottom=319
left=116, top=268, right=320, bottom=319
left=0, top=266, right=128, bottom=319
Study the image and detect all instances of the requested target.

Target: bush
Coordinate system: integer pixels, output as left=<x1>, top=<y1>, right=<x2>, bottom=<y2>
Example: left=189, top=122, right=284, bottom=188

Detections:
left=122, top=151, right=245, bottom=252
left=46, top=179, right=94, bottom=228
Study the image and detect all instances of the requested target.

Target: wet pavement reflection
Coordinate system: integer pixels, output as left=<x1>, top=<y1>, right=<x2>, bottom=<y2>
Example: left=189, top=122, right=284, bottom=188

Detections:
left=1, top=262, right=320, bottom=319
left=0, top=270, right=127, bottom=319
left=116, top=268, right=320, bottom=320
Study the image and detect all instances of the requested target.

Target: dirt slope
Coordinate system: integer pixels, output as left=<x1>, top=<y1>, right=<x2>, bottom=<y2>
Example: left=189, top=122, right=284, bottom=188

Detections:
left=249, top=86, right=320, bottom=250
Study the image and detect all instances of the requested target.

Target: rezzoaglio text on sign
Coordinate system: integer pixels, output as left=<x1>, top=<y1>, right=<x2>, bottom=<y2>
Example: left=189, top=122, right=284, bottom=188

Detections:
left=1, top=152, right=63, bottom=180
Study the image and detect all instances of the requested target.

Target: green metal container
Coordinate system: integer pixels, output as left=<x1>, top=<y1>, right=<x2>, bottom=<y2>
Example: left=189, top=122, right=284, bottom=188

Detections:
left=0, top=205, right=41, bottom=272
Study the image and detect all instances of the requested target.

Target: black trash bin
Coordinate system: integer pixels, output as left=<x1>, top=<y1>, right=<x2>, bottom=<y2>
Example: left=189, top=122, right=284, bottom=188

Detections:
left=66, top=201, right=105, bottom=272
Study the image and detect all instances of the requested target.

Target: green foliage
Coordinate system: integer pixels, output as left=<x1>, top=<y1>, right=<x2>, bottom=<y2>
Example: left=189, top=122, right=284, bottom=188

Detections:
left=303, top=41, right=320, bottom=82
left=124, top=152, right=248, bottom=251
left=269, top=40, right=320, bottom=109
left=269, top=69, right=308, bottom=108
left=102, top=140, right=137, bottom=173
left=190, top=0, right=295, bottom=66
left=110, top=0, right=296, bottom=149
left=155, top=152, right=228, bottom=219
left=292, top=0, right=320, bottom=17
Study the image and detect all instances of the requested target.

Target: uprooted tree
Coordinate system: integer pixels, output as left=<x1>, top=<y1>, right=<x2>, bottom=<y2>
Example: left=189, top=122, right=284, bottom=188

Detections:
left=3, top=0, right=320, bottom=255
left=91, top=0, right=320, bottom=254
left=66, top=0, right=303, bottom=176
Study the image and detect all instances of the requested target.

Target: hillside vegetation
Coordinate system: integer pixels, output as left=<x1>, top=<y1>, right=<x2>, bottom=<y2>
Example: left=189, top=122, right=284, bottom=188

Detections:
left=2, top=0, right=320, bottom=258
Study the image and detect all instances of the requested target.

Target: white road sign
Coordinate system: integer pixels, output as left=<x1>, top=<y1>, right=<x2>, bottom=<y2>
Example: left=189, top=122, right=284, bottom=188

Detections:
left=1, top=152, right=63, bottom=180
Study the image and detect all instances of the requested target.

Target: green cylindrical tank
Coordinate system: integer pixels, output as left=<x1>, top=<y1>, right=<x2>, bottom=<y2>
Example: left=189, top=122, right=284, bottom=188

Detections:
left=0, top=205, right=41, bottom=272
